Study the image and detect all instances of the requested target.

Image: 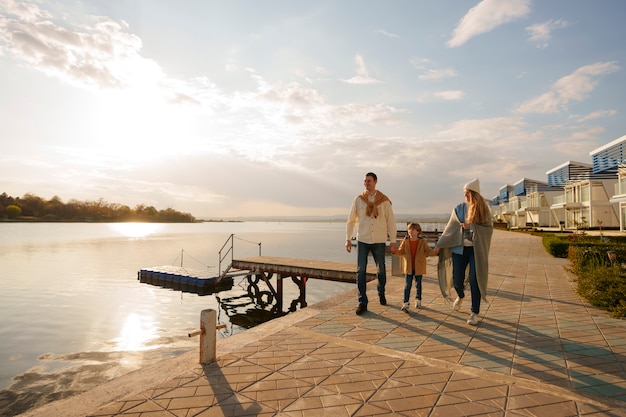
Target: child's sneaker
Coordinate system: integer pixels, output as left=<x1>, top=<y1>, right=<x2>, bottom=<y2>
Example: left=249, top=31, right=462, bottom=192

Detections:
left=453, top=296, right=463, bottom=311
left=401, top=302, right=409, bottom=313
left=414, top=299, right=421, bottom=308
left=467, top=313, right=478, bottom=325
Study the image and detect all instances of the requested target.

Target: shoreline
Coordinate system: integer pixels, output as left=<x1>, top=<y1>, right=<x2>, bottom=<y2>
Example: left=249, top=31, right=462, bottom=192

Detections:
left=15, top=285, right=349, bottom=417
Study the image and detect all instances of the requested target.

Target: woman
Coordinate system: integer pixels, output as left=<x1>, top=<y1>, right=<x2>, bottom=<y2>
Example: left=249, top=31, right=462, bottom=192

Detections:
left=435, top=178, right=493, bottom=325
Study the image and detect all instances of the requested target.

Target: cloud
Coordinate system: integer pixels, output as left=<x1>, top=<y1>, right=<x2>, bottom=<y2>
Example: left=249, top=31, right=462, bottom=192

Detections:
left=411, top=57, right=458, bottom=81
left=0, top=4, right=142, bottom=89
left=418, top=67, right=458, bottom=81
left=417, top=90, right=464, bottom=102
left=525, top=19, right=570, bottom=48
left=576, top=109, right=617, bottom=123
left=448, top=0, right=532, bottom=47
left=514, top=61, right=620, bottom=114
left=435, top=116, right=532, bottom=144
left=253, top=77, right=402, bottom=130
left=433, top=90, right=464, bottom=100
left=374, top=29, right=399, bottom=38
left=550, top=126, right=606, bottom=157
left=0, top=0, right=223, bottom=113
left=393, top=117, right=548, bottom=196
left=1, top=0, right=50, bottom=23
left=342, top=54, right=381, bottom=85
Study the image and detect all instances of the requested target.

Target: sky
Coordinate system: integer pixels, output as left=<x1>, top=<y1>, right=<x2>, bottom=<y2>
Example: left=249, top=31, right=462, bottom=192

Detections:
left=1, top=0, right=625, bottom=219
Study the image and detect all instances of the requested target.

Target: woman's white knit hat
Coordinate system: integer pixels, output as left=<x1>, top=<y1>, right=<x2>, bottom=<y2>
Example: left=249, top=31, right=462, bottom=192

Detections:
left=464, top=178, right=481, bottom=194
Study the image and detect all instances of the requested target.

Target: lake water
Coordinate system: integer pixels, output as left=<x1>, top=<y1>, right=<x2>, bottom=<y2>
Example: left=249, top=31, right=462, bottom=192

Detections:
left=0, top=220, right=443, bottom=415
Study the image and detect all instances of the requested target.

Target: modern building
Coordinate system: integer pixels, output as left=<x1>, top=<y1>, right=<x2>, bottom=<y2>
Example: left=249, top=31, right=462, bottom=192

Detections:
left=591, top=135, right=626, bottom=231
left=547, top=158, right=618, bottom=230
left=511, top=178, right=558, bottom=228
left=491, top=184, right=514, bottom=223
left=547, top=161, right=593, bottom=229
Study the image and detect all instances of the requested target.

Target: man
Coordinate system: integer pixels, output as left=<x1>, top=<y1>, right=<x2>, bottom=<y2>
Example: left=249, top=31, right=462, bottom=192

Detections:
left=346, top=172, right=397, bottom=315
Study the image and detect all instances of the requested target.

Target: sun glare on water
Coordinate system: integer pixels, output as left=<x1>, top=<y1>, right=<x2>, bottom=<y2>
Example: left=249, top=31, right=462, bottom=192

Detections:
left=114, top=313, right=159, bottom=352
left=109, top=222, right=161, bottom=238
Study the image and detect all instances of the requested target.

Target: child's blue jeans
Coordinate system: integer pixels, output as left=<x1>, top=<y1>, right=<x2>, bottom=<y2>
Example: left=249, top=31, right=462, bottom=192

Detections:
left=404, top=273, right=423, bottom=303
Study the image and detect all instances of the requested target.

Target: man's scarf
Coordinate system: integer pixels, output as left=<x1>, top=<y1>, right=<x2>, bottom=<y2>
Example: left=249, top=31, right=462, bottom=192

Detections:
left=358, top=191, right=390, bottom=218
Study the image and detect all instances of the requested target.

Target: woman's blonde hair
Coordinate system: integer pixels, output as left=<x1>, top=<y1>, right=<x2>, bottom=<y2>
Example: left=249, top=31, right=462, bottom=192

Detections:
left=466, top=190, right=490, bottom=225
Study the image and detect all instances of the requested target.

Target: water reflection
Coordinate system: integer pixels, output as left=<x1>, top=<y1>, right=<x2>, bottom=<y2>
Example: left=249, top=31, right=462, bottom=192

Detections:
left=216, top=275, right=285, bottom=329
left=139, top=273, right=305, bottom=329
left=113, top=313, right=158, bottom=353
left=108, top=222, right=161, bottom=238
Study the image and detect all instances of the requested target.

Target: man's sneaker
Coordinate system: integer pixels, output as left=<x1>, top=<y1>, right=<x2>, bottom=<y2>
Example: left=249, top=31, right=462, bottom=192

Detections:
left=467, top=313, right=478, bottom=325
left=452, top=296, right=463, bottom=311
left=401, top=302, right=409, bottom=312
left=415, top=299, right=421, bottom=309
left=356, top=303, right=367, bottom=315
left=379, top=293, right=387, bottom=305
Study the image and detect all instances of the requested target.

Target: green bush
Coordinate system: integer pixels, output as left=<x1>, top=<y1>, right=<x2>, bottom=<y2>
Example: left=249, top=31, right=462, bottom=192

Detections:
left=6, top=204, right=21, bottom=219
left=542, top=234, right=570, bottom=258
left=568, top=244, right=613, bottom=270
left=575, top=266, right=626, bottom=318
left=565, top=239, right=626, bottom=318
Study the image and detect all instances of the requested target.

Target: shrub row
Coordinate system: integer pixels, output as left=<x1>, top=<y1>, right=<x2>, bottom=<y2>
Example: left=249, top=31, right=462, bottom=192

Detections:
left=542, top=233, right=626, bottom=318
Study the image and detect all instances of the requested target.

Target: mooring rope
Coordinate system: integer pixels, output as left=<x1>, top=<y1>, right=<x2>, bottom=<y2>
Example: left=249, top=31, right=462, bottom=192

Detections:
left=170, top=249, right=211, bottom=269
left=233, top=235, right=261, bottom=246
left=169, top=235, right=261, bottom=270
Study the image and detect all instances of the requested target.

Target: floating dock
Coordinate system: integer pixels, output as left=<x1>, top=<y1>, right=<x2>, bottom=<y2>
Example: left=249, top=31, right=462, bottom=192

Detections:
left=137, top=265, right=235, bottom=295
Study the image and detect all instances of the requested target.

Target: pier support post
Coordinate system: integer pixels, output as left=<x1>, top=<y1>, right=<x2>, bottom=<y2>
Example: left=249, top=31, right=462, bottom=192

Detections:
left=277, top=274, right=283, bottom=313
left=200, top=309, right=217, bottom=365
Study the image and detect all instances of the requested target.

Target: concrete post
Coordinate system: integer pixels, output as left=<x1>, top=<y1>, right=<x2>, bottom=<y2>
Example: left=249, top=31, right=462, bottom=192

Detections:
left=200, top=309, right=217, bottom=364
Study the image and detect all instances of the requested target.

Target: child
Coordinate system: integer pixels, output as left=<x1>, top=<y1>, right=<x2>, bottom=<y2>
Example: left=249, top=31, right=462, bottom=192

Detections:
left=394, top=222, right=437, bottom=312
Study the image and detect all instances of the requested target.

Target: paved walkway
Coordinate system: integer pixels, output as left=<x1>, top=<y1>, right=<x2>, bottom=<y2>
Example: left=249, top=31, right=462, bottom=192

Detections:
left=22, top=230, right=626, bottom=416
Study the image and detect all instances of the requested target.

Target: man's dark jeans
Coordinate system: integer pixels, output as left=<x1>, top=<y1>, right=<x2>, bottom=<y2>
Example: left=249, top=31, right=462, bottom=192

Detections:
left=356, top=241, right=387, bottom=305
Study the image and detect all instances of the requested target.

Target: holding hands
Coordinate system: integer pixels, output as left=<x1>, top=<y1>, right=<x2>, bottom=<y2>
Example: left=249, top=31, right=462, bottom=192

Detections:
left=345, top=240, right=397, bottom=254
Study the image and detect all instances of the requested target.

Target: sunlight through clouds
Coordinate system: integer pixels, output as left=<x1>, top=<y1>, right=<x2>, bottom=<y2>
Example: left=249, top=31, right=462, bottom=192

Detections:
left=1, top=0, right=625, bottom=217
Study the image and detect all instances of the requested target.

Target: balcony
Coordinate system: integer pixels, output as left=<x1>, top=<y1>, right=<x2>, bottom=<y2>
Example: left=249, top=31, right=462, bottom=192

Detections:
left=614, top=182, right=626, bottom=197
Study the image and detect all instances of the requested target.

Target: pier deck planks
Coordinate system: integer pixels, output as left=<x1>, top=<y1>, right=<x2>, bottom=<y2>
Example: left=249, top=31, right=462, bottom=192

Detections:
left=232, top=256, right=377, bottom=283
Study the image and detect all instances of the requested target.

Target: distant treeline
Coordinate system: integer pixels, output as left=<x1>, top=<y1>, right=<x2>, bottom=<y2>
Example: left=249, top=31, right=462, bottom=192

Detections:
left=0, top=192, right=196, bottom=223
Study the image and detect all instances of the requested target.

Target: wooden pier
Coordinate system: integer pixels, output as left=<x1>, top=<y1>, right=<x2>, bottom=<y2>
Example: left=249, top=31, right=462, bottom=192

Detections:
left=231, top=256, right=377, bottom=313
left=139, top=257, right=381, bottom=313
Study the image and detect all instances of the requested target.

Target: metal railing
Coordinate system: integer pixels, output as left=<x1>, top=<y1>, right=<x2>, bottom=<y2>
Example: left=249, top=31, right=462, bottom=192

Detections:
left=218, top=234, right=262, bottom=279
